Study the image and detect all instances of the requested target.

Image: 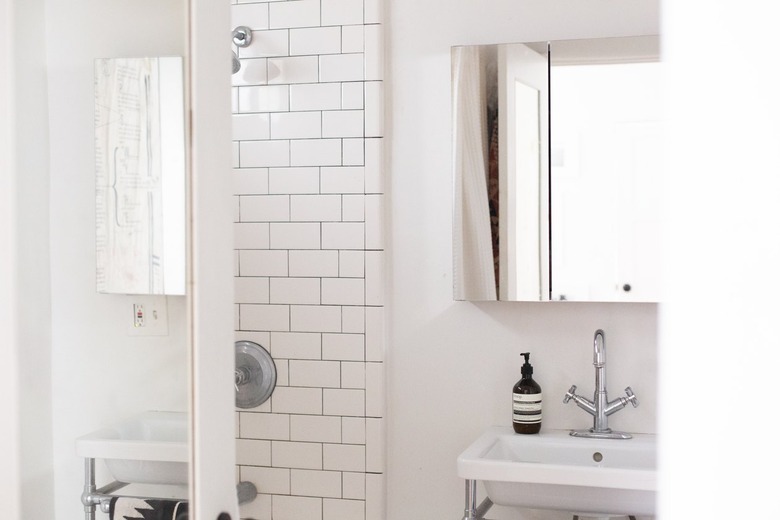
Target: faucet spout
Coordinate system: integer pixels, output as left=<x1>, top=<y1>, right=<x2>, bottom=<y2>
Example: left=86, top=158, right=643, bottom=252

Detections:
left=593, top=329, right=605, bottom=367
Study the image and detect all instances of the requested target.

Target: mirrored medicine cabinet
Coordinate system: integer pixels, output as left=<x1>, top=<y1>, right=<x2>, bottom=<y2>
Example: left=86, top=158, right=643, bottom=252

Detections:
left=95, top=56, right=186, bottom=295
left=453, top=35, right=662, bottom=302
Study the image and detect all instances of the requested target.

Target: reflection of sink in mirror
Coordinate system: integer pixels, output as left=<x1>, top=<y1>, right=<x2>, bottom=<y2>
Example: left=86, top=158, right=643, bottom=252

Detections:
left=457, top=427, right=656, bottom=516
left=76, top=411, right=188, bottom=485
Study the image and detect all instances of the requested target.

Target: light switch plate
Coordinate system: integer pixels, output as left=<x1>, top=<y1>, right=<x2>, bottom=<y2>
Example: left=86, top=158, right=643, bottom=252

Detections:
left=127, top=296, right=169, bottom=336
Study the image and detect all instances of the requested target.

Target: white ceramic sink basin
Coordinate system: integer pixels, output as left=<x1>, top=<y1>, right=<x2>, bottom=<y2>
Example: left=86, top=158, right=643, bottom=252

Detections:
left=76, top=411, right=188, bottom=485
left=457, top=427, right=656, bottom=516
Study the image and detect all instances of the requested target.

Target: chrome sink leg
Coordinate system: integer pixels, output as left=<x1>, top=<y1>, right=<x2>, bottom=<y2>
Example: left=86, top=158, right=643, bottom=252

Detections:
left=462, top=480, right=493, bottom=520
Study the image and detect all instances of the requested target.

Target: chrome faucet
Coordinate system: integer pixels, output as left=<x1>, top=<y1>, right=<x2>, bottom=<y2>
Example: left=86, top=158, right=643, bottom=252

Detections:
left=563, top=329, right=638, bottom=439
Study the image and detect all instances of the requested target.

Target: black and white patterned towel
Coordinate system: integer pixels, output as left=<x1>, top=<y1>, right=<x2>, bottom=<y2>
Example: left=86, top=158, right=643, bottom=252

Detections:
left=109, top=497, right=188, bottom=520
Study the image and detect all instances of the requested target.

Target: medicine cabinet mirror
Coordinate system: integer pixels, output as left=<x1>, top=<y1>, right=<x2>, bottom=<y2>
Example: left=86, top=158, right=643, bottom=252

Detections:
left=95, top=56, right=186, bottom=295
left=452, top=35, right=662, bottom=302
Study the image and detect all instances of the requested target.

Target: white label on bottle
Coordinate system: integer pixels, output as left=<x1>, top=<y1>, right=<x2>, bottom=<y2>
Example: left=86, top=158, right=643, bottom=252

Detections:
left=513, top=392, right=542, bottom=424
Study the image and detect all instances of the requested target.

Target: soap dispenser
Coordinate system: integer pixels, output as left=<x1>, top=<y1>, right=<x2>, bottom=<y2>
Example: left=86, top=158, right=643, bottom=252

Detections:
left=513, top=352, right=542, bottom=434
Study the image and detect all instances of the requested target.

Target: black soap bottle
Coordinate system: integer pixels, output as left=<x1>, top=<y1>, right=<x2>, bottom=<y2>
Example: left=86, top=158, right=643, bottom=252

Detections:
left=512, top=352, right=542, bottom=434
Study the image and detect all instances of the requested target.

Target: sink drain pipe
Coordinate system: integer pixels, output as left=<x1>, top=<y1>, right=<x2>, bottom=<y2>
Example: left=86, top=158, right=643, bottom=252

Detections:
left=463, top=480, right=493, bottom=520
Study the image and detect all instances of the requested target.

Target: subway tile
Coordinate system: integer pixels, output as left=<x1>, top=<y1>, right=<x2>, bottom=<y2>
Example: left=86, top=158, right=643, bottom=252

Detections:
left=290, top=415, right=342, bottom=443
left=322, top=278, right=364, bottom=305
left=239, top=29, right=289, bottom=59
left=239, top=493, right=271, bottom=520
left=232, top=87, right=239, bottom=114
left=323, top=110, right=364, bottom=138
left=321, top=222, right=365, bottom=250
left=233, top=142, right=241, bottom=168
left=236, top=438, right=271, bottom=466
left=339, top=250, right=364, bottom=278
left=270, top=222, right=321, bottom=249
left=240, top=412, right=290, bottom=440
left=343, top=138, right=365, bottom=166
left=365, top=418, right=384, bottom=472
left=342, top=195, right=365, bottom=223
left=240, top=195, right=290, bottom=222
left=323, top=498, right=365, bottom=520
left=290, top=26, right=342, bottom=56
left=323, top=388, right=365, bottom=416
left=234, top=168, right=269, bottom=195
left=239, top=85, right=290, bottom=113
left=232, top=57, right=268, bottom=87
left=341, top=307, right=365, bottom=334
left=272, top=440, right=323, bottom=469
left=321, top=53, right=364, bottom=82
left=240, top=466, right=290, bottom=495
left=364, top=25, right=384, bottom=81
left=321, top=167, right=364, bottom=194
left=289, top=360, right=341, bottom=387
left=322, top=444, right=366, bottom=471
left=269, top=167, right=320, bottom=194
left=290, top=83, right=341, bottom=111
left=240, top=250, right=288, bottom=277
left=342, top=26, right=364, bottom=54
left=291, top=469, right=342, bottom=498
left=291, top=139, right=342, bottom=167
left=365, top=473, right=385, bottom=520
left=289, top=250, right=339, bottom=277
left=364, top=138, right=383, bottom=193
left=322, top=333, right=364, bottom=361
left=364, top=82, right=383, bottom=138
left=271, top=331, right=322, bottom=359
left=268, top=56, right=319, bottom=84
left=271, top=111, right=322, bottom=139
left=232, top=3, right=269, bottom=30
left=321, top=0, right=363, bottom=26
left=240, top=140, right=290, bottom=168
left=270, top=277, right=321, bottom=305
left=342, top=417, right=366, bottom=445
left=342, top=472, right=366, bottom=500
left=341, top=361, right=365, bottom=389
left=233, top=113, right=271, bottom=141
left=290, top=305, right=342, bottom=333
left=235, top=276, right=270, bottom=304
left=364, top=0, right=382, bottom=24
left=365, top=362, right=383, bottom=418
left=234, top=196, right=241, bottom=223
left=240, top=304, right=290, bottom=332
left=341, top=82, right=364, bottom=110
left=290, top=195, right=342, bottom=222
left=276, top=359, right=290, bottom=386
left=364, top=194, right=383, bottom=249
left=365, top=251, right=383, bottom=305
left=273, top=495, right=323, bottom=520
left=272, top=386, right=323, bottom=414
left=269, top=0, right=320, bottom=29
left=234, top=222, right=270, bottom=249
left=234, top=331, right=272, bottom=349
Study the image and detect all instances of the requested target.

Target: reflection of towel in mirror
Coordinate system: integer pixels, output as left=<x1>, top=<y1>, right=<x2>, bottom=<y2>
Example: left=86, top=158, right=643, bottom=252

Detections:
left=109, top=497, right=188, bottom=520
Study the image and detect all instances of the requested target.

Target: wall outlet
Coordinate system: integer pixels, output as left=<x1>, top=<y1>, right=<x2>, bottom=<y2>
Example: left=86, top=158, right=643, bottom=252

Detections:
left=127, top=297, right=169, bottom=336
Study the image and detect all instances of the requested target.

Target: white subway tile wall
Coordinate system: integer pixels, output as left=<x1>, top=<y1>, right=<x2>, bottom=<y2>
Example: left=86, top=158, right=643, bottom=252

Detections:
left=231, top=0, right=384, bottom=518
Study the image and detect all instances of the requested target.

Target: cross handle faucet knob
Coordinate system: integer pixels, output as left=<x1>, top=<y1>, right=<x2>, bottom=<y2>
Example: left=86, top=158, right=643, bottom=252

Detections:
left=563, top=385, right=577, bottom=404
left=624, top=386, right=639, bottom=407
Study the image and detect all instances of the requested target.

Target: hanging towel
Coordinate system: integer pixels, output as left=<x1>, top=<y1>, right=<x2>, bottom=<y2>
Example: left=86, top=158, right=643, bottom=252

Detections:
left=109, top=497, right=188, bottom=520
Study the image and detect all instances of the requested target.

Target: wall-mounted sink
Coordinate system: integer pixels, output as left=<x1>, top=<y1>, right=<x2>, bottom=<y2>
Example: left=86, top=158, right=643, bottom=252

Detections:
left=457, top=427, right=656, bottom=516
left=76, top=411, right=188, bottom=485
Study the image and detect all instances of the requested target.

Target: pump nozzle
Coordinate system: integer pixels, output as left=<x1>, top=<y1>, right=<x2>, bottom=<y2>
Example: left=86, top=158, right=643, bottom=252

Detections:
left=520, top=352, right=533, bottom=376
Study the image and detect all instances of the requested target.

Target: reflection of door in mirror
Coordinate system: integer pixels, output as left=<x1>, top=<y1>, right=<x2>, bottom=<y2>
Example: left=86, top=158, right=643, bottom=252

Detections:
left=551, top=61, right=662, bottom=302
left=498, top=43, right=549, bottom=301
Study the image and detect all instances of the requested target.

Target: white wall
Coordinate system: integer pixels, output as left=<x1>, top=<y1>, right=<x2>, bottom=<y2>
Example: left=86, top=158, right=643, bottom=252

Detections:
left=44, top=1, right=189, bottom=518
left=660, top=1, right=780, bottom=518
left=387, top=1, right=659, bottom=519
